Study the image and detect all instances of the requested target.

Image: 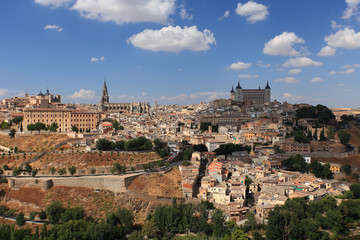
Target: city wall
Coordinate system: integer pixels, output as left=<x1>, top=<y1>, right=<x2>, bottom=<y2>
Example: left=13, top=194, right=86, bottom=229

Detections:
left=8, top=174, right=141, bottom=193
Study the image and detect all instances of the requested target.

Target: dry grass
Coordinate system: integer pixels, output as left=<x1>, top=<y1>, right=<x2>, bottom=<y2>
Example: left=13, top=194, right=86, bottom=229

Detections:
left=128, top=168, right=183, bottom=198
left=31, top=151, right=161, bottom=170
left=0, top=134, right=70, bottom=152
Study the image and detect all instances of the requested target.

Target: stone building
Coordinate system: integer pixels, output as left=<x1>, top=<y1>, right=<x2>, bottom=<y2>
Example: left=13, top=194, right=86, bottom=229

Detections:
left=1, top=90, right=61, bottom=110
left=23, top=108, right=99, bottom=132
left=230, top=81, right=271, bottom=103
left=98, top=80, right=150, bottom=114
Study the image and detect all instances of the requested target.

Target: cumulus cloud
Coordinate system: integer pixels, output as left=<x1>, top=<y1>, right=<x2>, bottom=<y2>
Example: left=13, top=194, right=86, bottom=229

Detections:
left=283, top=92, right=312, bottom=102
left=35, top=0, right=69, bottom=7
left=256, top=60, right=270, bottom=68
left=318, top=46, right=336, bottom=56
left=343, top=0, right=360, bottom=19
left=283, top=57, right=323, bottom=67
left=180, top=7, right=193, bottom=20
left=288, top=69, right=302, bottom=74
left=36, top=0, right=176, bottom=25
left=70, top=89, right=96, bottom=99
left=159, top=91, right=228, bottom=103
left=274, top=77, right=299, bottom=84
left=90, top=56, right=105, bottom=62
left=329, top=68, right=355, bottom=75
left=341, top=63, right=360, bottom=68
left=0, top=89, right=8, bottom=97
left=218, top=10, right=230, bottom=21
left=310, top=77, right=323, bottom=83
left=128, top=25, right=216, bottom=52
left=44, top=24, right=63, bottom=32
left=238, top=74, right=258, bottom=79
left=331, top=20, right=343, bottom=30
left=325, top=27, right=360, bottom=49
left=235, top=1, right=269, bottom=23
left=263, top=32, right=307, bottom=56
left=226, top=61, right=251, bottom=70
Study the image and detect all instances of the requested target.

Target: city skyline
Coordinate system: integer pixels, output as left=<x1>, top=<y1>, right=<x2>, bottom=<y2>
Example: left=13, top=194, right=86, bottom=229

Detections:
left=1, top=0, right=360, bottom=107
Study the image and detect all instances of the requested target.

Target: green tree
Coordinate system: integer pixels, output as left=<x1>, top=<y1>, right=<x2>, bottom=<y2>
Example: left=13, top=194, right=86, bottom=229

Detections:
left=96, top=139, right=114, bottom=151
left=19, top=122, right=23, bottom=132
left=193, top=144, right=208, bottom=153
left=46, top=201, right=65, bottom=224
left=71, top=125, right=79, bottom=133
left=142, top=220, right=159, bottom=238
left=27, top=124, right=35, bottom=132
left=38, top=210, right=47, bottom=220
left=342, top=164, right=352, bottom=176
left=183, top=148, right=194, bottom=160
left=16, top=212, right=26, bottom=226
left=61, top=207, right=84, bottom=223
left=350, top=183, right=360, bottom=199
left=24, top=163, right=32, bottom=173
left=319, top=127, right=326, bottom=141
left=68, top=166, right=76, bottom=176
left=8, top=129, right=16, bottom=138
left=11, top=116, right=23, bottom=124
left=34, top=122, right=46, bottom=133
left=58, top=168, right=66, bottom=175
left=244, top=211, right=256, bottom=232
left=211, top=209, right=225, bottom=237
left=29, top=211, right=38, bottom=221
left=338, top=130, right=351, bottom=145
left=48, top=122, right=59, bottom=132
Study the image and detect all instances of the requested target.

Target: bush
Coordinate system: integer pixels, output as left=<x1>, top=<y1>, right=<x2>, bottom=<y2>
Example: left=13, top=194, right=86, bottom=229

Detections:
left=16, top=212, right=26, bottom=226
left=29, top=211, right=38, bottom=221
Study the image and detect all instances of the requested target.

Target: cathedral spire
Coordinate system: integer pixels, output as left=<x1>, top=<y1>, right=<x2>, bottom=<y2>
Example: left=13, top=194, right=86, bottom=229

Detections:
left=101, top=78, right=109, bottom=104
left=265, top=80, right=271, bottom=89
left=236, top=81, right=242, bottom=89
left=230, top=86, right=235, bottom=93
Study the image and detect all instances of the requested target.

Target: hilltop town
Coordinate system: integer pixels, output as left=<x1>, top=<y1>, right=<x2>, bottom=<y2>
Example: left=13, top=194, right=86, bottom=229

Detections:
left=1, top=83, right=360, bottom=239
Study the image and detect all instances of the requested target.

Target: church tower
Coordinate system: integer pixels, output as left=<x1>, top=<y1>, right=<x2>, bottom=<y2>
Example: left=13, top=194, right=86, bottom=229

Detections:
left=230, top=86, right=235, bottom=101
left=265, top=81, right=271, bottom=102
left=101, top=80, right=109, bottom=104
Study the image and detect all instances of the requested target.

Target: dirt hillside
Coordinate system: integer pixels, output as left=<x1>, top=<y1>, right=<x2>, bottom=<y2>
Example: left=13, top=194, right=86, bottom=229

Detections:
left=128, top=168, right=183, bottom=198
left=0, top=134, right=70, bottom=152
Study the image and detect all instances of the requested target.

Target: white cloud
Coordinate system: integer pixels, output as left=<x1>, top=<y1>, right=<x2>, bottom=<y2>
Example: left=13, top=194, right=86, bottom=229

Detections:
left=283, top=57, right=323, bottom=67
left=329, top=68, right=355, bottom=75
left=180, top=7, right=193, bottom=20
left=310, top=77, right=323, bottom=83
left=35, top=0, right=69, bottom=7
left=283, top=92, right=312, bottom=102
left=0, top=89, right=8, bottom=97
left=70, top=89, right=96, bottom=99
left=336, top=83, right=345, bottom=87
left=318, top=46, right=336, bottom=56
left=226, top=61, right=251, bottom=70
left=90, top=56, right=105, bottom=62
left=37, top=0, right=176, bottom=25
left=238, top=74, right=258, bottom=79
left=44, top=24, right=63, bottom=32
left=288, top=68, right=302, bottom=74
left=331, top=20, right=342, bottom=30
left=159, top=91, right=228, bottom=103
left=325, top=27, right=360, bottom=49
left=343, top=0, right=360, bottom=19
left=263, top=32, right=306, bottom=56
left=218, top=10, right=230, bottom=21
left=128, top=25, right=216, bottom=52
left=341, top=63, right=360, bottom=68
left=235, top=1, right=269, bottom=23
left=274, top=77, right=299, bottom=84
left=256, top=60, right=270, bottom=68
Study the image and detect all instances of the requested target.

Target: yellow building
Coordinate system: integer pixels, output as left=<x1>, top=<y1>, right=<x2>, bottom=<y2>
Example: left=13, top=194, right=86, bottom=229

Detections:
left=23, top=108, right=100, bottom=132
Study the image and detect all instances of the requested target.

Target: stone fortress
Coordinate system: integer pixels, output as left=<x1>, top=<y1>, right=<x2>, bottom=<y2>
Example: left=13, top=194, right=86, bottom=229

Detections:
left=98, top=80, right=150, bottom=114
left=230, top=81, right=271, bottom=104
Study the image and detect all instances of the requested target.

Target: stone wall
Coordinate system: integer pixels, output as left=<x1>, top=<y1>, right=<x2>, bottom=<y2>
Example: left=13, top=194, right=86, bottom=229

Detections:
left=8, top=173, right=142, bottom=193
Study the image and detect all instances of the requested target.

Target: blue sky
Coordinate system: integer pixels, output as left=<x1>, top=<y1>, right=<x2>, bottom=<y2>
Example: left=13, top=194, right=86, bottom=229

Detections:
left=1, top=0, right=360, bottom=107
